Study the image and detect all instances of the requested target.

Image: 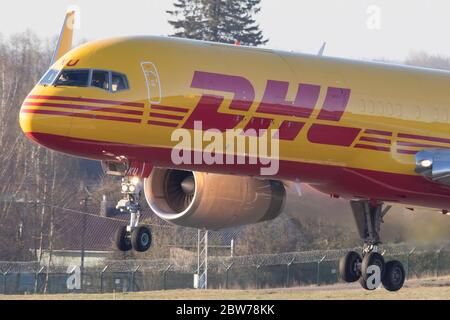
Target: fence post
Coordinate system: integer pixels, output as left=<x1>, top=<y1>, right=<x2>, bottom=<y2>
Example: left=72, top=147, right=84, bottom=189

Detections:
left=2, top=267, right=11, bottom=295
left=100, top=265, right=108, bottom=293
left=317, top=255, right=326, bottom=286
left=34, top=266, right=44, bottom=294
left=435, top=247, right=443, bottom=278
left=406, top=248, right=415, bottom=279
left=255, top=264, right=262, bottom=289
left=286, top=258, right=295, bottom=288
left=163, top=265, right=172, bottom=290
left=225, top=263, right=234, bottom=289
left=130, top=265, right=141, bottom=292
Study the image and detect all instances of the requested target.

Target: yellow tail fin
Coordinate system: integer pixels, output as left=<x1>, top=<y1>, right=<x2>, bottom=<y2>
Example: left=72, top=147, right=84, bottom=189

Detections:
left=51, top=10, right=75, bottom=64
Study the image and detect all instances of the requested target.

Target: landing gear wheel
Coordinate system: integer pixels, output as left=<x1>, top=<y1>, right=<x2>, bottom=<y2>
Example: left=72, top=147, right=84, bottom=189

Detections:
left=339, top=251, right=362, bottom=282
left=131, top=225, right=152, bottom=252
left=359, top=252, right=385, bottom=290
left=115, top=226, right=132, bottom=251
left=359, top=276, right=370, bottom=290
left=382, top=260, right=405, bottom=292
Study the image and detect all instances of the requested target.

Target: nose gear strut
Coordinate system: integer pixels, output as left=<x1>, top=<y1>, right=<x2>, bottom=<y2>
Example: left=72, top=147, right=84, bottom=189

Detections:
left=114, top=177, right=152, bottom=252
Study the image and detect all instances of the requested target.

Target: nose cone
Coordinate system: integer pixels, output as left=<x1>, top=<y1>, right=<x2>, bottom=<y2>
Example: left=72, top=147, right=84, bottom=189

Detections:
left=19, top=88, right=72, bottom=147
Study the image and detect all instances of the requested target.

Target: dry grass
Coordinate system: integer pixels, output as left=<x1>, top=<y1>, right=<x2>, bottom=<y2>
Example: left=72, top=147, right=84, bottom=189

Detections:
left=1, top=277, right=449, bottom=300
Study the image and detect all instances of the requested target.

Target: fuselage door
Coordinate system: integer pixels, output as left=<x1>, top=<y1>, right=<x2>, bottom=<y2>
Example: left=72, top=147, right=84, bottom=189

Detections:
left=141, top=62, right=162, bottom=104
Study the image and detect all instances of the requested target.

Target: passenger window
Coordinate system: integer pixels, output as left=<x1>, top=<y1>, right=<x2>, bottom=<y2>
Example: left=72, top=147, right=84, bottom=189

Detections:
left=55, top=70, right=89, bottom=87
left=112, top=72, right=129, bottom=92
left=386, top=103, right=393, bottom=115
left=91, top=70, right=110, bottom=91
left=360, top=99, right=366, bottom=113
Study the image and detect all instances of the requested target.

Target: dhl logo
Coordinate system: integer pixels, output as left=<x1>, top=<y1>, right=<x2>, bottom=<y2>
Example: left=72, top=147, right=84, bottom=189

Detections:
left=179, top=71, right=360, bottom=147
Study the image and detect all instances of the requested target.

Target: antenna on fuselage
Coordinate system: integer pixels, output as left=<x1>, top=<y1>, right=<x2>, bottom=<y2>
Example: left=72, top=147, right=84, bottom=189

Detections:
left=318, top=42, right=327, bottom=56
left=51, top=10, right=76, bottom=65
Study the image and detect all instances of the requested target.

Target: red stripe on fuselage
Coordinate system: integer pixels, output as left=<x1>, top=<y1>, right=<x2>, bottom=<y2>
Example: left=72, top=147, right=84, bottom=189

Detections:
left=355, top=144, right=390, bottom=152
left=150, top=105, right=190, bottom=113
left=20, top=109, right=141, bottom=123
left=397, top=141, right=449, bottom=148
left=359, top=136, right=391, bottom=144
left=147, top=120, right=178, bottom=127
left=398, top=133, right=450, bottom=144
left=307, top=124, right=361, bottom=146
left=26, top=95, right=145, bottom=108
left=397, top=149, right=419, bottom=155
left=149, top=113, right=185, bottom=121
left=23, top=101, right=143, bottom=116
left=364, top=129, right=392, bottom=136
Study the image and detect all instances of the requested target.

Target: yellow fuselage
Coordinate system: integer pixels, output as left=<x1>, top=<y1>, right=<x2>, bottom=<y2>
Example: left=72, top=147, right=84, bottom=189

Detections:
left=19, top=36, right=450, bottom=210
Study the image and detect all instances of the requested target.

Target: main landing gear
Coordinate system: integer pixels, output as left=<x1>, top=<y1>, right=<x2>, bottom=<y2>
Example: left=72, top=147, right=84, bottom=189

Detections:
left=339, top=200, right=406, bottom=291
left=114, top=177, right=152, bottom=253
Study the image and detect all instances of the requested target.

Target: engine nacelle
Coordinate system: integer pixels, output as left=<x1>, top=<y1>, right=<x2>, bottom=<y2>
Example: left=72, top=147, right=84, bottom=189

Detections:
left=416, top=149, right=450, bottom=186
left=144, top=169, right=286, bottom=230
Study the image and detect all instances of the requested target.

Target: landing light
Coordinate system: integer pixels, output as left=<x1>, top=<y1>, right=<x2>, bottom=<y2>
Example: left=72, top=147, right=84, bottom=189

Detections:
left=132, top=177, right=140, bottom=185
left=419, top=159, right=433, bottom=168
left=121, top=185, right=129, bottom=192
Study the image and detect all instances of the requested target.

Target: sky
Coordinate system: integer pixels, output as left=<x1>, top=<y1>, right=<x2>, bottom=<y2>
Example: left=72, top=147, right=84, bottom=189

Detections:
left=0, top=0, right=449, bottom=62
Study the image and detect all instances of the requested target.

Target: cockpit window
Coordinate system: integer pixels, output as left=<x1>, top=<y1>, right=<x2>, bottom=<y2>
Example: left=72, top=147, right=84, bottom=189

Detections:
left=54, top=69, right=89, bottom=87
left=39, top=68, right=129, bottom=92
left=91, top=70, right=110, bottom=91
left=39, top=69, right=59, bottom=86
left=112, top=72, right=129, bottom=92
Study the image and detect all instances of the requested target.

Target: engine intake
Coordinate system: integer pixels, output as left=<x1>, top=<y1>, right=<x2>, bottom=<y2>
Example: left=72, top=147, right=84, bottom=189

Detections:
left=144, top=169, right=286, bottom=230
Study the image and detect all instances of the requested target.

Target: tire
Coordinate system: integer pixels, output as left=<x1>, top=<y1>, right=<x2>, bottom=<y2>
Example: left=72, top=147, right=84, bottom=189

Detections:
left=339, top=251, right=362, bottom=282
left=361, top=252, right=385, bottom=280
left=382, top=260, right=405, bottom=292
left=115, top=226, right=132, bottom=251
left=359, top=276, right=370, bottom=290
left=131, top=225, right=152, bottom=252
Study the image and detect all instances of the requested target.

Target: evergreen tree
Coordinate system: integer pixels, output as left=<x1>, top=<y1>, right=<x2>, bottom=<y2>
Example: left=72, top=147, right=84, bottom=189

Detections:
left=167, top=0, right=206, bottom=41
left=167, top=0, right=268, bottom=46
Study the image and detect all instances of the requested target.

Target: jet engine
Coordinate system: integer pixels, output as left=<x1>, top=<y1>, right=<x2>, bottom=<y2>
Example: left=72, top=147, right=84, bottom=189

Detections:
left=144, top=168, right=286, bottom=230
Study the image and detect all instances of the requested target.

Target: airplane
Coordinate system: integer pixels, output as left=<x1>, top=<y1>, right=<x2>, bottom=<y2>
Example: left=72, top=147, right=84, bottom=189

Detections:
left=19, top=11, right=450, bottom=292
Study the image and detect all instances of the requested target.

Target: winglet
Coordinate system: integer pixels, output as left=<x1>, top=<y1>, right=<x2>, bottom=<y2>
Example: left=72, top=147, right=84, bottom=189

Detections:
left=51, top=10, right=76, bottom=65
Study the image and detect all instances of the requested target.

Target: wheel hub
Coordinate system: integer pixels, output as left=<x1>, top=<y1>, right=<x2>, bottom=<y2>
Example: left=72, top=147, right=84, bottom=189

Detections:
left=141, top=233, right=149, bottom=246
left=391, top=267, right=402, bottom=283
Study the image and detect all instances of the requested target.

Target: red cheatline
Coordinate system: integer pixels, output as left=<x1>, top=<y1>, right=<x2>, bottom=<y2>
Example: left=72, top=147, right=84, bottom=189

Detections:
left=23, top=101, right=143, bottom=116
left=397, top=149, right=419, bottom=155
left=359, top=136, right=391, bottom=144
left=398, top=133, right=450, bottom=144
left=354, top=144, right=390, bottom=152
left=147, top=120, right=178, bottom=127
left=149, top=112, right=184, bottom=121
left=364, top=129, right=393, bottom=136
left=21, top=109, right=141, bottom=123
left=26, top=95, right=145, bottom=108
left=397, top=141, right=447, bottom=148
left=151, top=104, right=190, bottom=113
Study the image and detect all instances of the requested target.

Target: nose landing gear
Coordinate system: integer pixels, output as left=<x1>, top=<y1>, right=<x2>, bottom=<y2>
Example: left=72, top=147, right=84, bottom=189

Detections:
left=339, top=200, right=406, bottom=291
left=114, top=177, right=152, bottom=253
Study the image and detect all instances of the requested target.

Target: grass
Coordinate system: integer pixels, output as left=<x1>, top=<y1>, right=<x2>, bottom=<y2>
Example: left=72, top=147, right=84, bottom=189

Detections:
left=1, top=277, right=449, bottom=300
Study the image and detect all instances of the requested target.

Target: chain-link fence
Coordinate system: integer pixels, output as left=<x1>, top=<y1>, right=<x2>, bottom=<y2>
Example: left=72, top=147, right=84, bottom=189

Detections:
left=0, top=243, right=449, bottom=294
